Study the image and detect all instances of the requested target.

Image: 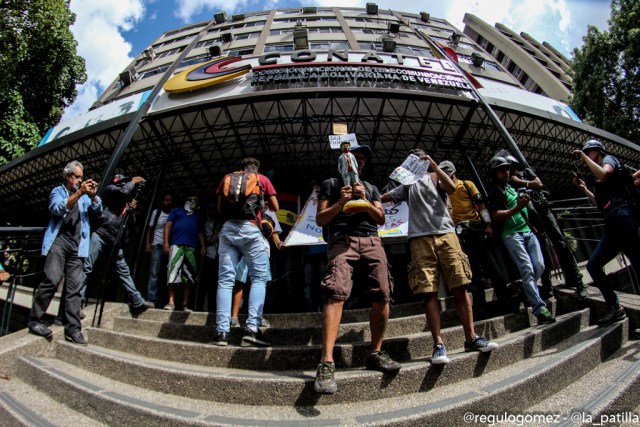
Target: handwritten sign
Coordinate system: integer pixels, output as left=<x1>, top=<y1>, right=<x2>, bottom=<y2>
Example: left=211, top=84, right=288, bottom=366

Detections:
left=329, top=133, right=359, bottom=150
left=389, top=154, right=429, bottom=185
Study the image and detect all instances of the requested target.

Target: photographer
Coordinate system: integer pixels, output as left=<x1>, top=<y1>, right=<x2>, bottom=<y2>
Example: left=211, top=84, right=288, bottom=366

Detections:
left=28, top=160, right=101, bottom=345
left=486, top=156, right=555, bottom=325
left=496, top=150, right=587, bottom=301
left=81, top=174, right=154, bottom=312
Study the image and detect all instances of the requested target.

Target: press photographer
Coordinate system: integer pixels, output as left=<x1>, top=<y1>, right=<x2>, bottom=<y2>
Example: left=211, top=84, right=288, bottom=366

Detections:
left=80, top=174, right=154, bottom=315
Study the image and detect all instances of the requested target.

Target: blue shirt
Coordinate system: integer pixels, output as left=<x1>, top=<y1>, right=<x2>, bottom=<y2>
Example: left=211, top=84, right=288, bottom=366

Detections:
left=42, top=185, right=102, bottom=257
left=168, top=208, right=203, bottom=248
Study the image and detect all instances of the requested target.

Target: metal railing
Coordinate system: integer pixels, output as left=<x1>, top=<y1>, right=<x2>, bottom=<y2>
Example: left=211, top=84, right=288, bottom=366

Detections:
left=0, top=227, right=46, bottom=336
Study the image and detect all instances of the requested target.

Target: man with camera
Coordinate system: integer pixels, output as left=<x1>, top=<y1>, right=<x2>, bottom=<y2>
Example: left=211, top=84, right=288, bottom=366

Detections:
left=486, top=156, right=555, bottom=325
left=495, top=150, right=588, bottom=301
left=81, top=174, right=154, bottom=314
left=28, top=161, right=102, bottom=345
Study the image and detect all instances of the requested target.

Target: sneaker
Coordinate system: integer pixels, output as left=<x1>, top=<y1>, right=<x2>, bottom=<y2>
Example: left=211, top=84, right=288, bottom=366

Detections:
left=29, top=323, right=53, bottom=338
left=431, top=343, right=450, bottom=365
left=575, top=284, right=589, bottom=300
left=314, top=362, right=337, bottom=394
left=366, top=350, right=401, bottom=373
left=162, top=303, right=175, bottom=311
left=536, top=307, right=556, bottom=324
left=597, top=306, right=626, bottom=327
left=212, top=331, right=229, bottom=346
left=182, top=306, right=193, bottom=313
left=241, top=328, right=270, bottom=347
left=465, top=335, right=499, bottom=353
left=260, top=317, right=271, bottom=328
left=64, top=330, right=88, bottom=346
left=131, top=300, right=154, bottom=312
left=230, top=317, right=241, bottom=328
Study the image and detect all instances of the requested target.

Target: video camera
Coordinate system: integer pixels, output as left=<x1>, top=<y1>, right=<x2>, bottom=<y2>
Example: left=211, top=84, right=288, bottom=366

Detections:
left=112, top=174, right=146, bottom=204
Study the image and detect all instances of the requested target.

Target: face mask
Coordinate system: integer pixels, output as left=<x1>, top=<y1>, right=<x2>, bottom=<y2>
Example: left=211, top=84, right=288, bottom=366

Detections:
left=184, top=199, right=198, bottom=213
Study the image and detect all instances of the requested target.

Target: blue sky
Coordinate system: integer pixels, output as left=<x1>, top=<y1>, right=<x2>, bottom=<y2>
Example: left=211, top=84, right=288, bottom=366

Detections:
left=64, top=0, right=612, bottom=121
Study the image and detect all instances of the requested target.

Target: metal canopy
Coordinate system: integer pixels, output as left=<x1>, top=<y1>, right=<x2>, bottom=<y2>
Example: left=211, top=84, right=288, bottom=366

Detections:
left=1, top=88, right=639, bottom=225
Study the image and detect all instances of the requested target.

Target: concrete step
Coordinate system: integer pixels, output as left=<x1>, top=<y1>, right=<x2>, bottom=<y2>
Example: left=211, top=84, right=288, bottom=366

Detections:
left=110, top=306, right=501, bottom=345
left=0, top=376, right=105, bottom=426
left=51, top=310, right=588, bottom=406
left=83, top=306, right=551, bottom=371
left=526, top=339, right=640, bottom=427
left=13, top=318, right=627, bottom=426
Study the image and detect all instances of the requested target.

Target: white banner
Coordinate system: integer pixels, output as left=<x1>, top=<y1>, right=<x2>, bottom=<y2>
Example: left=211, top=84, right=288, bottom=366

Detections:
left=389, top=154, right=430, bottom=185
left=284, top=187, right=408, bottom=246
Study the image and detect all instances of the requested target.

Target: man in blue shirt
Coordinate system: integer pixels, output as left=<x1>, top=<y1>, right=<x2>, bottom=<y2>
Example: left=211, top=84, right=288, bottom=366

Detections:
left=28, top=161, right=101, bottom=345
left=163, top=195, right=205, bottom=311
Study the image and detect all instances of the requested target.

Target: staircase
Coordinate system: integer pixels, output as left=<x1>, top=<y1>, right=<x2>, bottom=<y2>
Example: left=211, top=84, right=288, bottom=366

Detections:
left=1, top=288, right=639, bottom=426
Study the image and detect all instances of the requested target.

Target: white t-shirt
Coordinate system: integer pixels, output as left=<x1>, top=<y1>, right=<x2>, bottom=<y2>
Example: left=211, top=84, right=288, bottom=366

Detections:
left=149, top=209, right=170, bottom=246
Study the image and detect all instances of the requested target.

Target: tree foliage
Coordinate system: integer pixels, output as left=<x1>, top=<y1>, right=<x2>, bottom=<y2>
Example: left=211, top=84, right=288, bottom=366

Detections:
left=570, top=0, right=640, bottom=144
left=0, top=0, right=86, bottom=164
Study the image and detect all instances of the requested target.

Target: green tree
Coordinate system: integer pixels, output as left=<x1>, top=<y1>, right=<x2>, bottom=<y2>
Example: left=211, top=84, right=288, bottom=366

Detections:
left=570, top=0, right=640, bottom=144
left=0, top=0, right=86, bottom=164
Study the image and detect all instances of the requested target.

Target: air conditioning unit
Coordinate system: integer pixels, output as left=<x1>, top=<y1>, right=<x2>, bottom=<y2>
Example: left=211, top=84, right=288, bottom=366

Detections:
left=119, top=69, right=134, bottom=87
left=471, top=52, right=485, bottom=67
left=222, top=33, right=233, bottom=43
left=303, top=7, right=317, bottom=14
left=388, top=22, right=400, bottom=33
left=209, top=45, right=222, bottom=57
left=214, top=12, right=226, bottom=24
left=382, top=36, right=396, bottom=52
left=142, top=48, right=155, bottom=61
left=232, top=14, right=245, bottom=21
left=366, top=3, right=378, bottom=14
left=449, top=32, right=462, bottom=45
left=420, top=12, right=430, bottom=23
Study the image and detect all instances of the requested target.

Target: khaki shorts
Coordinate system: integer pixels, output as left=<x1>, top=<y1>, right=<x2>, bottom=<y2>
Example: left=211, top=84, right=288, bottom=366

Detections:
left=408, top=233, right=472, bottom=294
left=321, top=234, right=393, bottom=302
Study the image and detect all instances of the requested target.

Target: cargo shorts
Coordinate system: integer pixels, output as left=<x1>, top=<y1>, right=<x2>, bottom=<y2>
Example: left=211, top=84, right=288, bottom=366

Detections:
left=408, top=232, right=472, bottom=294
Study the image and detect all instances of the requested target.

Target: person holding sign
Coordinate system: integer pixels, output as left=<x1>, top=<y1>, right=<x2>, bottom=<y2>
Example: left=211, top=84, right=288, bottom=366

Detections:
left=313, top=144, right=401, bottom=395
left=381, top=149, right=498, bottom=365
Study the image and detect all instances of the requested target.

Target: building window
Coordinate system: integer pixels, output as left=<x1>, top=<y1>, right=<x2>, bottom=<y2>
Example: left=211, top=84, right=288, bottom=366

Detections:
left=140, top=65, right=170, bottom=79
left=235, top=31, right=260, bottom=40
left=264, top=44, right=295, bottom=52
left=178, top=55, right=211, bottom=68
left=227, top=48, right=255, bottom=56
left=196, top=38, right=224, bottom=48
left=309, top=27, right=344, bottom=34
left=163, top=24, right=205, bottom=38
left=156, top=47, right=185, bottom=59
left=152, top=34, right=194, bottom=50
left=309, top=42, right=350, bottom=50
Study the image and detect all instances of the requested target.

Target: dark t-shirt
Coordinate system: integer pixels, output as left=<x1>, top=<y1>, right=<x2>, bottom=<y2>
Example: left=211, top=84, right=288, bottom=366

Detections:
left=593, top=155, right=629, bottom=210
left=54, top=204, right=81, bottom=251
left=318, top=178, right=381, bottom=238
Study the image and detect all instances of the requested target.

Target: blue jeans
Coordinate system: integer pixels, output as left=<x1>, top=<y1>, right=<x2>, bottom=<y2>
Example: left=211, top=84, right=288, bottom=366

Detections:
left=503, top=231, right=546, bottom=315
left=81, top=233, right=145, bottom=307
left=147, top=244, right=165, bottom=304
left=587, top=202, right=640, bottom=308
left=217, top=220, right=269, bottom=333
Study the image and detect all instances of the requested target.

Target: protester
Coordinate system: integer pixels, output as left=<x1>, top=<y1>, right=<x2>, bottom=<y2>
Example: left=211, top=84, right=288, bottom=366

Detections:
left=213, top=158, right=278, bottom=347
left=314, top=144, right=401, bottom=395
left=495, top=149, right=588, bottom=300
left=0, top=263, right=9, bottom=283
left=486, top=156, right=555, bottom=325
left=164, top=195, right=205, bottom=311
left=28, top=161, right=101, bottom=345
left=572, top=140, right=640, bottom=326
left=195, top=201, right=219, bottom=312
left=145, top=192, right=173, bottom=308
left=381, top=150, right=498, bottom=367
left=438, top=160, right=513, bottom=318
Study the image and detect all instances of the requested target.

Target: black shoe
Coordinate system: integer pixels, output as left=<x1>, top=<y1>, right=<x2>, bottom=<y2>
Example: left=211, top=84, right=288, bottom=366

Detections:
left=64, top=330, right=88, bottom=346
left=366, top=350, right=401, bottom=373
left=131, top=300, right=154, bottom=312
left=575, top=284, right=589, bottom=300
left=241, top=327, right=270, bottom=347
left=29, top=323, right=53, bottom=338
left=314, top=361, right=337, bottom=394
left=597, top=306, right=626, bottom=327
left=212, top=331, right=229, bottom=346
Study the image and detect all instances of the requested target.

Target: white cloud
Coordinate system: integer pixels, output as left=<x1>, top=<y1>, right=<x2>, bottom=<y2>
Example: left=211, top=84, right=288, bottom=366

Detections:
left=62, top=1, right=145, bottom=121
left=174, top=0, right=251, bottom=22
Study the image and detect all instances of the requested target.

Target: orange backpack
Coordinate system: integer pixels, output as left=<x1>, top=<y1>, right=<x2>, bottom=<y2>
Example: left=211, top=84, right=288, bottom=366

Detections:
left=221, top=170, right=265, bottom=217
